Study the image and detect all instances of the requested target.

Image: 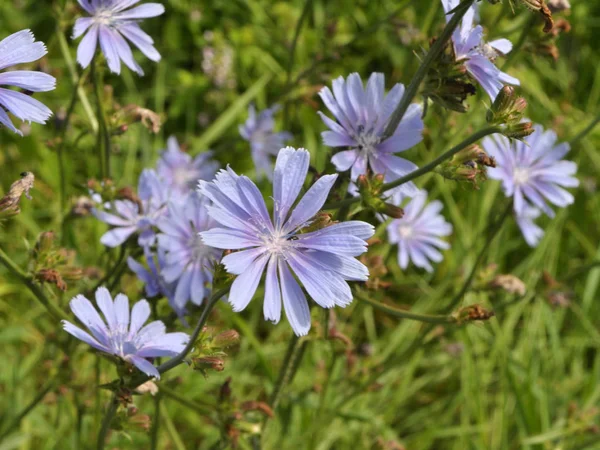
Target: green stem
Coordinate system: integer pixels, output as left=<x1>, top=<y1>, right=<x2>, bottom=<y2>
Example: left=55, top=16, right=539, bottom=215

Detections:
left=0, top=246, right=69, bottom=321
left=560, top=260, right=600, bottom=282
left=283, top=0, right=313, bottom=126
left=91, top=60, right=111, bottom=178
left=445, top=200, right=513, bottom=311
left=381, top=0, right=475, bottom=139
left=96, top=392, right=118, bottom=450
left=501, top=14, right=535, bottom=71
left=355, top=290, right=457, bottom=324
left=160, top=385, right=215, bottom=416
left=55, top=27, right=98, bottom=133
left=569, top=114, right=600, bottom=146
left=268, top=335, right=300, bottom=411
left=126, top=285, right=231, bottom=389
left=324, top=126, right=501, bottom=210
left=150, top=395, right=161, bottom=450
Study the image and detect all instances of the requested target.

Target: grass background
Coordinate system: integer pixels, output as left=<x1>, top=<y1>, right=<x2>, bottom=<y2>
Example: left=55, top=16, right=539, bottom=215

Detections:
left=0, top=0, right=599, bottom=449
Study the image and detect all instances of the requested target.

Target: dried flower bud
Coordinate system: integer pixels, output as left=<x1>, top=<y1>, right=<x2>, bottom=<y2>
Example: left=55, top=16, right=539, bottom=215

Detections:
left=241, top=401, right=274, bottom=417
left=36, top=231, right=57, bottom=254
left=134, top=380, right=159, bottom=396
left=35, top=269, right=67, bottom=291
left=547, top=0, right=570, bottom=12
left=455, top=304, right=496, bottom=324
left=489, top=274, right=526, bottom=296
left=0, top=172, right=35, bottom=217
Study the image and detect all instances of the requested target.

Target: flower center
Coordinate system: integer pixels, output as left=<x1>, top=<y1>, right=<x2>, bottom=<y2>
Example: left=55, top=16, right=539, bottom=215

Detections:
left=480, top=43, right=498, bottom=61
left=398, top=224, right=413, bottom=239
left=354, top=126, right=381, bottom=155
left=513, top=167, right=531, bottom=185
left=262, top=232, right=292, bottom=256
left=93, top=10, right=115, bottom=26
left=189, top=233, right=211, bottom=261
left=173, top=166, right=196, bottom=188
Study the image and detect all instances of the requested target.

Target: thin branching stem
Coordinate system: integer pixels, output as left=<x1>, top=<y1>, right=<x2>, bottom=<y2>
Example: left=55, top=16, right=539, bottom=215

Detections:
left=381, top=0, right=475, bottom=139
left=283, top=0, right=313, bottom=126
left=446, top=200, right=513, bottom=311
left=0, top=246, right=69, bottom=321
left=355, top=290, right=457, bottom=324
left=125, top=285, right=231, bottom=389
left=96, top=392, right=119, bottom=450
left=569, top=114, right=600, bottom=146
left=323, top=126, right=501, bottom=210
left=91, top=59, right=111, bottom=178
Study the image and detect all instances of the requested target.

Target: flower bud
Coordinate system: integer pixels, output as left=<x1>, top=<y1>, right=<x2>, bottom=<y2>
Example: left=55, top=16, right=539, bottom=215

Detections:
left=503, top=121, right=534, bottom=139
left=192, top=356, right=225, bottom=374
left=212, top=330, right=240, bottom=349
left=382, top=203, right=404, bottom=219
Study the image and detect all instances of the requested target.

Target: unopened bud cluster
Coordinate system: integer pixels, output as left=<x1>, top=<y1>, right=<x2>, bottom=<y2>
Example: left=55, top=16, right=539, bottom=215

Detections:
left=423, top=39, right=476, bottom=113
left=189, top=327, right=240, bottom=376
left=486, top=86, right=534, bottom=140
left=436, top=144, right=496, bottom=189
left=357, top=173, right=404, bottom=219
left=31, top=231, right=82, bottom=291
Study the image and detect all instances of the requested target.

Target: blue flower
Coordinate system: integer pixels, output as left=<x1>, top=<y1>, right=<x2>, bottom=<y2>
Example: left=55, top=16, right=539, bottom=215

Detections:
left=516, top=206, right=544, bottom=247
left=94, top=169, right=168, bottom=247
left=318, top=73, right=424, bottom=196
left=0, top=30, right=56, bottom=135
left=441, top=0, right=519, bottom=100
left=73, top=0, right=165, bottom=75
left=239, top=104, right=292, bottom=179
left=199, top=147, right=374, bottom=336
left=156, top=136, right=219, bottom=195
left=62, top=287, right=189, bottom=379
left=386, top=190, right=452, bottom=272
left=482, top=124, right=579, bottom=218
left=157, top=193, right=221, bottom=312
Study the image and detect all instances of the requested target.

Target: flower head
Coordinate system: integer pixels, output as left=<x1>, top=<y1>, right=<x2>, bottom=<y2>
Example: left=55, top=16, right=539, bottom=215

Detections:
left=157, top=193, right=221, bottom=311
left=318, top=73, right=424, bottom=196
left=94, top=169, right=168, bottom=247
left=482, top=124, right=579, bottom=218
left=516, top=206, right=544, bottom=247
left=62, top=287, right=189, bottom=379
left=0, top=30, right=55, bottom=135
left=441, top=0, right=519, bottom=99
left=156, top=136, right=218, bottom=195
left=199, top=147, right=374, bottom=336
left=73, top=0, right=165, bottom=75
left=386, top=191, right=452, bottom=272
left=239, top=104, right=292, bottom=180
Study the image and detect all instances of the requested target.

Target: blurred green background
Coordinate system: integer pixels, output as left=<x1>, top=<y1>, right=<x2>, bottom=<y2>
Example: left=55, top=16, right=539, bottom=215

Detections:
left=1, top=0, right=600, bottom=449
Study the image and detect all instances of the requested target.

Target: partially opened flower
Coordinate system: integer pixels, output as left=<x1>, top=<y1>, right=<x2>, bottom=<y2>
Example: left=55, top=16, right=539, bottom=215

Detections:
left=441, top=0, right=519, bottom=99
left=62, top=287, right=189, bottom=379
left=156, top=136, right=219, bottom=195
left=73, top=0, right=165, bottom=75
left=127, top=248, right=173, bottom=299
left=239, top=104, right=292, bottom=179
left=0, top=30, right=56, bottom=135
left=94, top=169, right=168, bottom=247
left=157, top=193, right=221, bottom=312
left=318, top=73, right=423, bottom=196
left=516, top=206, right=544, bottom=247
left=482, top=124, right=579, bottom=218
left=386, top=191, right=452, bottom=272
left=199, top=147, right=374, bottom=336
